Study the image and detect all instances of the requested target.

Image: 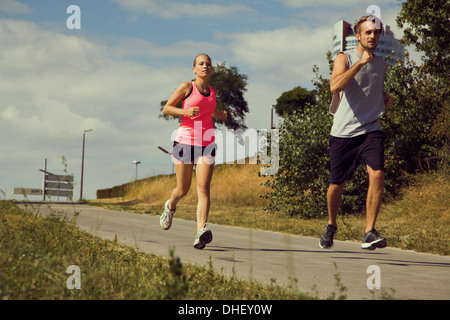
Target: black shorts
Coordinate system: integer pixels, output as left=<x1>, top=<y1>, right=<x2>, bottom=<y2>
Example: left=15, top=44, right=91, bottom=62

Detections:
left=329, top=130, right=385, bottom=185
left=172, top=141, right=216, bottom=164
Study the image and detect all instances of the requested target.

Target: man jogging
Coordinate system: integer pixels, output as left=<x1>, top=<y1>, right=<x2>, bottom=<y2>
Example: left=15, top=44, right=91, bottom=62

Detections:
left=320, top=15, right=394, bottom=250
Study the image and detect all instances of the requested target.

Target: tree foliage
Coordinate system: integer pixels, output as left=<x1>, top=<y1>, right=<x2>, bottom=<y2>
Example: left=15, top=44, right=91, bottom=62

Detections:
left=396, top=0, right=450, bottom=87
left=261, top=54, right=334, bottom=218
left=391, top=0, right=450, bottom=172
left=211, top=63, right=249, bottom=131
left=274, top=86, right=316, bottom=117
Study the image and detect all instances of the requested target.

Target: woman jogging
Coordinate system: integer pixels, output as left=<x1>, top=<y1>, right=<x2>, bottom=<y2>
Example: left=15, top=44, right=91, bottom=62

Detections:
left=160, top=53, right=227, bottom=249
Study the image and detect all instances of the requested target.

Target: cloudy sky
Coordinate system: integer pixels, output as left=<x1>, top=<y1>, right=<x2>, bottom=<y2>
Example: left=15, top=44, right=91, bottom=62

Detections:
left=1, top=0, right=406, bottom=200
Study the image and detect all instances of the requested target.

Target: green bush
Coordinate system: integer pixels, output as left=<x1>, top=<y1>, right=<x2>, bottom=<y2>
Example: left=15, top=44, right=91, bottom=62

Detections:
left=261, top=102, right=332, bottom=218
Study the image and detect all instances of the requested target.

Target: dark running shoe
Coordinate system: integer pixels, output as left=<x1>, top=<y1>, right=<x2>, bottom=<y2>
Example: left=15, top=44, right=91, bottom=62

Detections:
left=362, top=228, right=387, bottom=250
left=319, top=224, right=337, bottom=249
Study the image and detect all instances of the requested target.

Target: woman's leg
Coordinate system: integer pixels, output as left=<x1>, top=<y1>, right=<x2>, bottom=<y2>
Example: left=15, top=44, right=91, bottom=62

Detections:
left=169, top=161, right=194, bottom=211
left=194, top=157, right=214, bottom=232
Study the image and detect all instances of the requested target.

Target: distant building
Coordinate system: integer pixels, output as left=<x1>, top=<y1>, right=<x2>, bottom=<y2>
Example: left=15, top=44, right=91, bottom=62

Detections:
left=332, top=20, right=404, bottom=66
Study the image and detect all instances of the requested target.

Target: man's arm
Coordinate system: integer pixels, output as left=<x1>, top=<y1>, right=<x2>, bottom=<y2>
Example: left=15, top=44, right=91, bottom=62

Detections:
left=329, top=51, right=373, bottom=94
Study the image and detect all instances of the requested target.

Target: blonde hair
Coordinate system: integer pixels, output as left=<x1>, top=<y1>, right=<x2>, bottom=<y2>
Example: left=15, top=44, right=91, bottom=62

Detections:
left=193, top=53, right=212, bottom=67
left=353, top=15, right=383, bottom=34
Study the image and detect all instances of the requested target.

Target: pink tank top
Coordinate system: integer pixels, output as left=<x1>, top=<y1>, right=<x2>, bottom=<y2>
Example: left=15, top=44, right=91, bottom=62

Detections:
left=175, top=82, right=216, bottom=146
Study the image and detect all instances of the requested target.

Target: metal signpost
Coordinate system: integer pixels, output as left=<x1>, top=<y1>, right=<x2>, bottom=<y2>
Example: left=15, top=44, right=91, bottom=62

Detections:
left=13, top=159, right=74, bottom=201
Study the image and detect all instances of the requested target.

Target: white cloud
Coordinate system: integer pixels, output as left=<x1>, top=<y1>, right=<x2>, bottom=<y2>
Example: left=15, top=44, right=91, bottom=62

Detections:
left=0, top=18, right=198, bottom=199
left=0, top=0, right=32, bottom=14
left=112, top=0, right=254, bottom=19
left=108, top=37, right=228, bottom=63
left=0, top=97, right=115, bottom=139
left=280, top=0, right=394, bottom=9
left=0, top=19, right=105, bottom=74
left=223, top=25, right=331, bottom=88
left=0, top=16, right=268, bottom=200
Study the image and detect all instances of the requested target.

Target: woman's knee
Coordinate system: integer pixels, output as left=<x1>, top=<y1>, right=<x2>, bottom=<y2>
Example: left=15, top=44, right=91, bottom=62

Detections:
left=196, top=183, right=211, bottom=197
left=174, top=186, right=190, bottom=198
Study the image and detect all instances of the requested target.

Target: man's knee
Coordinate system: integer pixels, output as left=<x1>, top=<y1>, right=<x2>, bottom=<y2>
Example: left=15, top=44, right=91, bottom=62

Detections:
left=367, top=169, right=385, bottom=188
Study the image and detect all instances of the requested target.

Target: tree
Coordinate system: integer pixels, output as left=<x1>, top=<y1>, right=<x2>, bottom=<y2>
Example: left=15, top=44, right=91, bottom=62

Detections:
left=159, top=62, right=249, bottom=131
left=383, top=56, right=444, bottom=170
left=396, top=0, right=450, bottom=88
left=261, top=53, right=334, bottom=218
left=211, top=63, right=249, bottom=131
left=274, top=86, right=316, bottom=117
left=390, top=0, right=450, bottom=172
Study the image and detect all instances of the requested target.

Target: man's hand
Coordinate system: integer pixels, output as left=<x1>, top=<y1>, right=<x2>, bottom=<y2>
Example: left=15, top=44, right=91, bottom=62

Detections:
left=360, top=50, right=374, bottom=66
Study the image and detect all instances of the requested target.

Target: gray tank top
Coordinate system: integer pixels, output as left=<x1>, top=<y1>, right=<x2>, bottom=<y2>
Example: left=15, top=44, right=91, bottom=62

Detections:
left=330, top=49, right=387, bottom=138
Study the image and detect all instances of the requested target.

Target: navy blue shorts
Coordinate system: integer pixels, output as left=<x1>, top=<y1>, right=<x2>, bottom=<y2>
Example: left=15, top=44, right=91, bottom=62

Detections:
left=172, top=141, right=216, bottom=164
left=329, top=130, right=385, bottom=185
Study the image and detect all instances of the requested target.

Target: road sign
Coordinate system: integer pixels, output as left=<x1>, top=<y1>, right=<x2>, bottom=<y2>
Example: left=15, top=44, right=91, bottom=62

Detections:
left=45, top=182, right=74, bottom=190
left=46, top=174, right=74, bottom=182
left=45, top=189, right=73, bottom=198
left=38, top=160, right=75, bottom=200
left=13, top=188, right=43, bottom=196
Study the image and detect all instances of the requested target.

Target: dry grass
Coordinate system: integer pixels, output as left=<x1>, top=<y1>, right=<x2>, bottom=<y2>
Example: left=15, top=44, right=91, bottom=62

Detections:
left=91, top=164, right=450, bottom=256
left=122, top=162, right=271, bottom=208
left=376, top=173, right=450, bottom=254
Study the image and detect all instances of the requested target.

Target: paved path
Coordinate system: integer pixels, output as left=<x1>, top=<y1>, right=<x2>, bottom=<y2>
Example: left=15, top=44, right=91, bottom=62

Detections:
left=18, top=202, right=450, bottom=300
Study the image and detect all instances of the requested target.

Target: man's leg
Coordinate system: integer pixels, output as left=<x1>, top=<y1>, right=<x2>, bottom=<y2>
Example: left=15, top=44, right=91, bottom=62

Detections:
left=321, top=134, right=356, bottom=249
left=320, top=181, right=346, bottom=249
left=327, top=182, right=346, bottom=227
left=365, top=165, right=384, bottom=233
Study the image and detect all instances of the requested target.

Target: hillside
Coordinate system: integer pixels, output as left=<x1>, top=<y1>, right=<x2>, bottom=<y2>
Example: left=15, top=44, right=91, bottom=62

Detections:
left=93, top=165, right=449, bottom=255
left=97, top=162, right=271, bottom=208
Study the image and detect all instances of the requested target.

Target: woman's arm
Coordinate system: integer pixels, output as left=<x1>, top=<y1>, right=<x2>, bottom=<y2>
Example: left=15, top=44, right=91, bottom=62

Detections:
left=163, top=82, right=199, bottom=117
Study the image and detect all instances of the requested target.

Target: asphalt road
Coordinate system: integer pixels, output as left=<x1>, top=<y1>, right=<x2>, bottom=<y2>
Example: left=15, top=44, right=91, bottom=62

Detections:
left=18, top=202, right=450, bottom=300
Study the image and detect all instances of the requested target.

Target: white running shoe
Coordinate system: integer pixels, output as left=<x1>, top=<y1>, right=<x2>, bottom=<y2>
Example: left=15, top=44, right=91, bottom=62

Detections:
left=160, top=200, right=175, bottom=230
left=193, top=224, right=213, bottom=249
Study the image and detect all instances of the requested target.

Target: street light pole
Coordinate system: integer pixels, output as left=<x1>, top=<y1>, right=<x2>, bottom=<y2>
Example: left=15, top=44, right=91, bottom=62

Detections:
left=271, top=105, right=274, bottom=129
left=133, top=160, right=141, bottom=181
left=80, top=129, right=93, bottom=200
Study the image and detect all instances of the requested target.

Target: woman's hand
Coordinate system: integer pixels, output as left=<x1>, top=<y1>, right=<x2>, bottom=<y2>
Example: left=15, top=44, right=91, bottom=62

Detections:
left=213, top=110, right=228, bottom=122
left=184, top=107, right=200, bottom=117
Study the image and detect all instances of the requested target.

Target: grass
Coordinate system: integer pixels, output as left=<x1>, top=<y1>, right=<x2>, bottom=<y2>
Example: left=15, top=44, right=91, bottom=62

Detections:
left=93, top=164, right=450, bottom=256
left=0, top=201, right=314, bottom=300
